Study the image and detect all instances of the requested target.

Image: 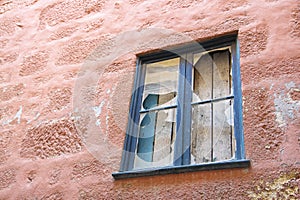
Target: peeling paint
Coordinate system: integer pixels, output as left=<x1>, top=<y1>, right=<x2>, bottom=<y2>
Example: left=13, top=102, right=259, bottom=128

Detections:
left=26, top=112, right=40, bottom=124
left=92, top=101, right=105, bottom=118
left=95, top=119, right=100, bottom=126
left=2, top=106, right=22, bottom=125
left=274, top=82, right=300, bottom=129
left=285, top=82, right=296, bottom=90
left=92, top=101, right=105, bottom=126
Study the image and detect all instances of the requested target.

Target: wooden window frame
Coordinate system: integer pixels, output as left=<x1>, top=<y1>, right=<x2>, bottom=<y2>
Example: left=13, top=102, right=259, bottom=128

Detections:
left=113, top=34, right=250, bottom=179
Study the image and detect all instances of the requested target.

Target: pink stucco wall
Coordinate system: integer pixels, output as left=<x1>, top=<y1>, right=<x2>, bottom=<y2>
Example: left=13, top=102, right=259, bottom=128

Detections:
left=0, top=0, right=299, bottom=199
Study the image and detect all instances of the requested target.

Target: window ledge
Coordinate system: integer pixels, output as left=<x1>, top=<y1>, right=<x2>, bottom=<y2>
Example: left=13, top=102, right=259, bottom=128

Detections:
left=112, top=159, right=250, bottom=180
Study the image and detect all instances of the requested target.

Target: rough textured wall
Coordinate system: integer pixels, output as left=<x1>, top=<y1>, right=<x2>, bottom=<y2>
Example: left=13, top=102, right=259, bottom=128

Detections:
left=0, top=0, right=299, bottom=199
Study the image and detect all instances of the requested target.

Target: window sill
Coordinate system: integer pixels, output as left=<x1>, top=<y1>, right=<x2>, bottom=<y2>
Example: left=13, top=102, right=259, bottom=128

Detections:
left=112, top=159, right=250, bottom=180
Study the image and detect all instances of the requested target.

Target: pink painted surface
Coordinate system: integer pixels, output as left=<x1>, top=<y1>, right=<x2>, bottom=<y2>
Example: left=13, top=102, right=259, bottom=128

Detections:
left=0, top=0, right=299, bottom=199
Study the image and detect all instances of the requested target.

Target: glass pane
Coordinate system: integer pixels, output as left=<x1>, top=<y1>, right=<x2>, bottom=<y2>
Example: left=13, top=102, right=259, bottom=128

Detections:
left=191, top=103, right=212, bottom=164
left=142, top=58, right=179, bottom=110
left=213, top=50, right=232, bottom=98
left=192, top=53, right=212, bottom=103
left=134, top=108, right=176, bottom=169
left=212, top=99, right=235, bottom=161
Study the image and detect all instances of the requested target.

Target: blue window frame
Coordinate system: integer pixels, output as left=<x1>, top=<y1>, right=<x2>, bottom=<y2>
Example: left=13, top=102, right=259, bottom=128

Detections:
left=113, top=34, right=250, bottom=179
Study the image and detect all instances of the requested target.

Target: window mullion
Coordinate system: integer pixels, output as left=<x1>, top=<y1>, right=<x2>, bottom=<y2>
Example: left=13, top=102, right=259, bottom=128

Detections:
left=173, top=55, right=186, bottom=166
left=174, top=53, right=193, bottom=166
left=182, top=53, right=193, bottom=165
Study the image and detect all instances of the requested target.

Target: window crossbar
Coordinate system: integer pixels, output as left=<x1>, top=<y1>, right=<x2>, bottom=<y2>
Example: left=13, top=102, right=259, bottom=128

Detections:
left=191, top=95, right=234, bottom=106
left=139, top=104, right=177, bottom=114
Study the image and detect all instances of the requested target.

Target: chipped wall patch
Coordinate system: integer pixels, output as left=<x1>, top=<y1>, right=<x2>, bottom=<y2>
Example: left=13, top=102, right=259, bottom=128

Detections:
left=274, top=82, right=300, bottom=129
left=2, top=106, right=22, bottom=125
left=248, top=171, right=300, bottom=200
left=92, top=101, right=105, bottom=126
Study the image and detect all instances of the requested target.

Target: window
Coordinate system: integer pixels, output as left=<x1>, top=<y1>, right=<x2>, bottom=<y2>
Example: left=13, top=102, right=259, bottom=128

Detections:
left=113, top=34, right=250, bottom=179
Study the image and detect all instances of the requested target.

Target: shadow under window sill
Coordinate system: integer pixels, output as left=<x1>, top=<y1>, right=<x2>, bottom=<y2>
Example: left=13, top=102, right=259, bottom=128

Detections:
left=112, top=159, right=251, bottom=180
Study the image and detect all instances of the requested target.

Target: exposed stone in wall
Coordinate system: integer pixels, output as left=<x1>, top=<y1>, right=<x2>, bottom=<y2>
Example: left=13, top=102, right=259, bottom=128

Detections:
left=34, top=74, right=54, bottom=85
left=82, top=18, right=104, bottom=33
left=0, top=107, right=13, bottom=123
left=0, top=131, right=11, bottom=165
left=241, top=56, right=300, bottom=86
left=0, top=16, right=20, bottom=37
left=240, top=24, right=268, bottom=58
left=104, top=58, right=136, bottom=74
left=21, top=119, right=83, bottom=159
left=0, top=169, right=16, bottom=190
left=165, top=0, right=199, bottom=9
left=19, top=51, right=49, bottom=77
left=41, top=192, right=63, bottom=200
left=248, top=171, right=300, bottom=199
left=0, top=0, right=39, bottom=15
left=0, top=83, right=24, bottom=101
left=47, top=87, right=72, bottom=111
left=221, top=0, right=249, bottom=12
left=290, top=89, right=300, bottom=101
left=87, top=37, right=115, bottom=58
left=71, top=159, right=105, bottom=180
left=62, top=70, right=78, bottom=81
left=39, top=0, right=105, bottom=29
left=128, top=0, right=144, bottom=5
left=0, top=52, right=19, bottom=65
left=290, top=3, right=300, bottom=38
left=56, top=38, right=103, bottom=65
left=49, top=26, right=78, bottom=41
left=214, top=16, right=251, bottom=32
left=0, top=39, right=8, bottom=49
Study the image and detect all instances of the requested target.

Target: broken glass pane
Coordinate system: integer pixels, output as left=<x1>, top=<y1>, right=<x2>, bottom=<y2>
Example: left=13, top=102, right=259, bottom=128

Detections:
left=213, top=50, right=231, bottom=98
left=142, top=58, right=179, bottom=110
left=192, top=53, right=212, bottom=103
left=134, top=108, right=176, bottom=169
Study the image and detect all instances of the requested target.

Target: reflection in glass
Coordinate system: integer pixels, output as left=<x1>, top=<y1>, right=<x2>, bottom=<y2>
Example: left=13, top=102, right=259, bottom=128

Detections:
left=135, top=58, right=179, bottom=170
left=193, top=53, right=212, bottom=102
left=142, top=58, right=179, bottom=110
left=213, top=50, right=231, bottom=98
